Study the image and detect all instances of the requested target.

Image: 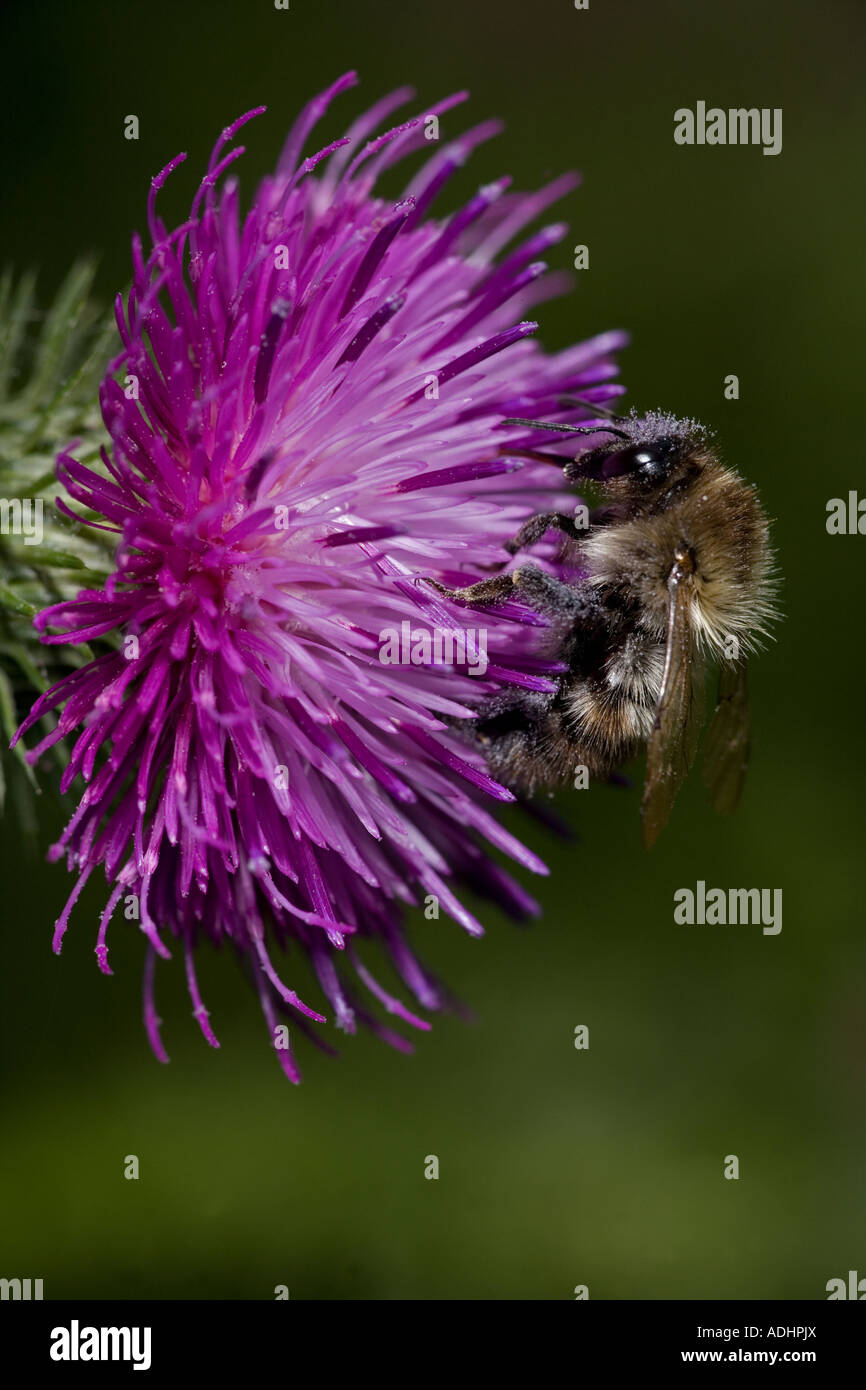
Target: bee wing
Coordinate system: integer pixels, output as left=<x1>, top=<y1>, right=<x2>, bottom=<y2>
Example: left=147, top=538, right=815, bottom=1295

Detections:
left=703, top=658, right=750, bottom=814
left=641, top=563, right=697, bottom=849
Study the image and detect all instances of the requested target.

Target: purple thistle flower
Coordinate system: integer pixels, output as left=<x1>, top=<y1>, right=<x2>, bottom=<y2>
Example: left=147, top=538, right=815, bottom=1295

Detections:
left=15, top=74, right=626, bottom=1080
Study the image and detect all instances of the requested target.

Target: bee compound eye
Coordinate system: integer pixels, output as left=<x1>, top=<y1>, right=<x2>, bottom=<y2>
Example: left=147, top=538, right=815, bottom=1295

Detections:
left=578, top=435, right=679, bottom=484
left=600, top=445, right=657, bottom=480
left=606, top=436, right=678, bottom=482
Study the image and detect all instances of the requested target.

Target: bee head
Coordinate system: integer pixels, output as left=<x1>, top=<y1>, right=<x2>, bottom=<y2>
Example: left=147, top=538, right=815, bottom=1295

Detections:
left=564, top=411, right=709, bottom=498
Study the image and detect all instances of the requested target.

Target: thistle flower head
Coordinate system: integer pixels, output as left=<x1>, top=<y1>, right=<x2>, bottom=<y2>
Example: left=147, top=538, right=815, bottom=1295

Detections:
left=15, top=74, right=626, bottom=1079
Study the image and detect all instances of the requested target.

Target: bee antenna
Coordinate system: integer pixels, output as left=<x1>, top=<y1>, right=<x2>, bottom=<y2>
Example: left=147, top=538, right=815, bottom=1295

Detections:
left=501, top=416, right=629, bottom=440
left=556, top=394, right=630, bottom=423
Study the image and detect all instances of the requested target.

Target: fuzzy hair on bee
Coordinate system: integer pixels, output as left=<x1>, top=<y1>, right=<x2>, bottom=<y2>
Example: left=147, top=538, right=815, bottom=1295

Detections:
left=428, top=406, right=777, bottom=846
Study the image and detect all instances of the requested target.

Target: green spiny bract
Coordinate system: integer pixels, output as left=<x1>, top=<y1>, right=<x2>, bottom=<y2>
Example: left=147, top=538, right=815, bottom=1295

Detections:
left=0, top=262, right=116, bottom=826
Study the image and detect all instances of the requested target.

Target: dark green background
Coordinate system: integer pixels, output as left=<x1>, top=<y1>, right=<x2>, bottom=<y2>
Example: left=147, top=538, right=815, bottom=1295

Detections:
left=1, top=0, right=864, bottom=1299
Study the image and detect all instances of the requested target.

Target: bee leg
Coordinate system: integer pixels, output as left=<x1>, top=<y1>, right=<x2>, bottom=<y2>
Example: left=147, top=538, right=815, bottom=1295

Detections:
left=505, top=512, right=582, bottom=555
left=424, top=573, right=518, bottom=606
left=425, top=564, right=591, bottom=618
left=508, top=564, right=590, bottom=618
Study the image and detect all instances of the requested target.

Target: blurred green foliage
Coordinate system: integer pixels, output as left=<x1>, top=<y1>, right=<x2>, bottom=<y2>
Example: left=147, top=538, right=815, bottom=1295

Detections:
left=1, top=0, right=864, bottom=1300
left=0, top=262, right=115, bottom=828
